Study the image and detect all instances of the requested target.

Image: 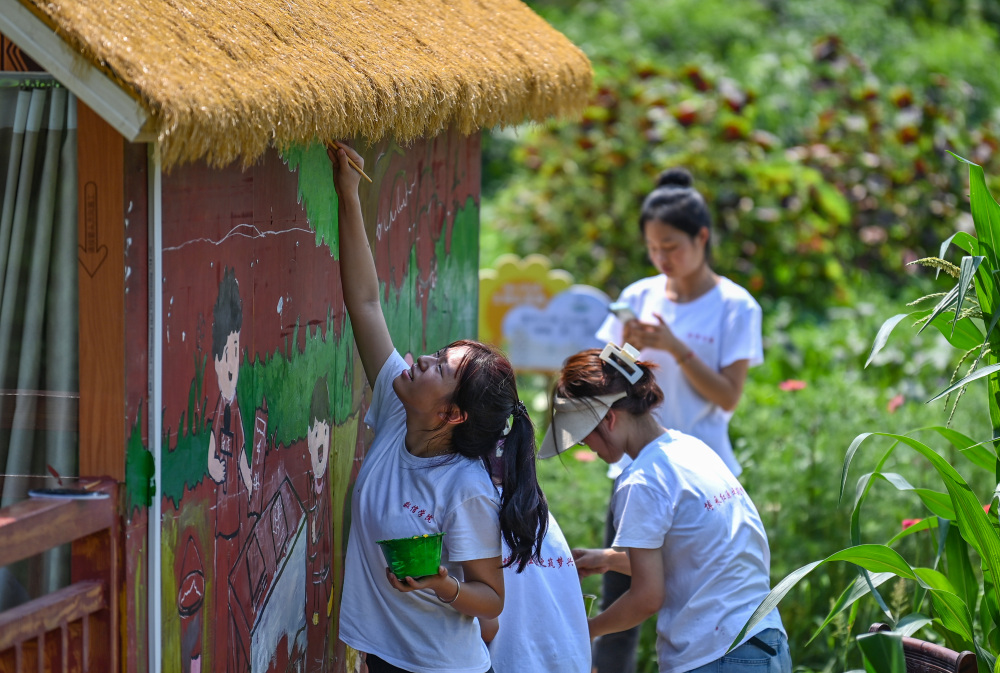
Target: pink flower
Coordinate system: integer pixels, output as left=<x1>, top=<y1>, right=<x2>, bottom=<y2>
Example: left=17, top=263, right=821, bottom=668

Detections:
left=778, top=380, right=807, bottom=391
left=902, top=518, right=922, bottom=530
left=887, top=394, right=904, bottom=413
left=573, top=450, right=597, bottom=462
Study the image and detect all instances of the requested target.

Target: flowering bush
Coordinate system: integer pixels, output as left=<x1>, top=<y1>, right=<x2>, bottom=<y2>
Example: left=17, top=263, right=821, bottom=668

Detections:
left=486, top=2, right=1000, bottom=307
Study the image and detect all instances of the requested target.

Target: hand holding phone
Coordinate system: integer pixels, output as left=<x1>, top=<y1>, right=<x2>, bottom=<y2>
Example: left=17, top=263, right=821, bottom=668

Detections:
left=608, top=301, right=637, bottom=323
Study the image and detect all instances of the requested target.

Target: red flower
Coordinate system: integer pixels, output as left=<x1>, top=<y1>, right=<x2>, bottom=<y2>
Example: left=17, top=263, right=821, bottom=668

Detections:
left=887, top=394, right=904, bottom=413
left=779, top=380, right=807, bottom=391
left=573, top=450, right=597, bottom=463
left=902, top=519, right=922, bottom=530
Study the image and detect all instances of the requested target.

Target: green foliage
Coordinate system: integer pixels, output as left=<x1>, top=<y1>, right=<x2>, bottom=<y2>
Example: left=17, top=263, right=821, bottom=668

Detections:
left=486, top=0, right=1000, bottom=307
left=870, top=157, right=1000, bottom=437
left=491, top=3, right=1000, bottom=668
left=857, top=630, right=907, bottom=673
left=735, top=162, right=1000, bottom=672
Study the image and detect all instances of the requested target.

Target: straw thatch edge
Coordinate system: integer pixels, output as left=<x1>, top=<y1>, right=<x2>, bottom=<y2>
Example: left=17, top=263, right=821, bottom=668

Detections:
left=17, top=0, right=593, bottom=169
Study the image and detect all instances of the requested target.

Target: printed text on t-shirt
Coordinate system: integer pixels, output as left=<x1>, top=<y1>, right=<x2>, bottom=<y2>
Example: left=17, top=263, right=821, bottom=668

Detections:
left=703, top=486, right=745, bottom=511
left=686, top=332, right=715, bottom=345
left=402, top=501, right=435, bottom=524
left=503, top=554, right=575, bottom=569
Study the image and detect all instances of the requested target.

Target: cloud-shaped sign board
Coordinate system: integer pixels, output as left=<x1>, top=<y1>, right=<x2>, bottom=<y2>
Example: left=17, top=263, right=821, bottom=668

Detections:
left=501, top=285, right=611, bottom=371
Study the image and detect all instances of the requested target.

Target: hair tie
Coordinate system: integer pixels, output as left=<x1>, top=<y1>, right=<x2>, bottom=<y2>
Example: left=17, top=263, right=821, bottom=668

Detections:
left=502, top=400, right=527, bottom=438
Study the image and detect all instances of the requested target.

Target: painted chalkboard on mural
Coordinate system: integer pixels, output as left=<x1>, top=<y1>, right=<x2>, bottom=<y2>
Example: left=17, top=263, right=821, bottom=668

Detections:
left=501, top=285, right=610, bottom=372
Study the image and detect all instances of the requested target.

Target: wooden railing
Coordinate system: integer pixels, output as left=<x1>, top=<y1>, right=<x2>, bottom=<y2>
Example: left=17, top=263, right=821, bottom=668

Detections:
left=0, top=479, right=119, bottom=672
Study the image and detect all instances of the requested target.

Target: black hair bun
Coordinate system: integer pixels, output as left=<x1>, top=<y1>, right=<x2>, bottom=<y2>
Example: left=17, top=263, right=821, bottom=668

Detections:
left=656, top=167, right=693, bottom=189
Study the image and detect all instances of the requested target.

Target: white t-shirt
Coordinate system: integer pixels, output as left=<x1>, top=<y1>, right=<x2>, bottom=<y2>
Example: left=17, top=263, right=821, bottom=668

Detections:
left=611, top=430, right=784, bottom=673
left=339, top=351, right=501, bottom=673
left=489, top=512, right=591, bottom=673
left=596, top=275, right=762, bottom=477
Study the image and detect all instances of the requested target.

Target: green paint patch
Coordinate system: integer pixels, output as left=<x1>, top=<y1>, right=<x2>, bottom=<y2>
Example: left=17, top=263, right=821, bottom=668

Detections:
left=161, top=353, right=211, bottom=508
left=237, top=311, right=357, bottom=450
left=425, top=197, right=480, bottom=348
left=381, top=196, right=480, bottom=354
left=282, top=143, right=339, bottom=256
left=124, top=407, right=154, bottom=512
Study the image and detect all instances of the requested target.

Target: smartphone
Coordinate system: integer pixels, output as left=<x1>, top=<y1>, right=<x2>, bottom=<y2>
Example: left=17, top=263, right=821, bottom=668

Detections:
left=608, top=301, right=637, bottom=323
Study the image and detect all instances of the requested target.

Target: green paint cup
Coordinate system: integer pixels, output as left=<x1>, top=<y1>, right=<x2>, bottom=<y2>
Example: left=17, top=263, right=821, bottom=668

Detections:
left=377, top=532, right=446, bottom=580
left=583, top=593, right=597, bottom=617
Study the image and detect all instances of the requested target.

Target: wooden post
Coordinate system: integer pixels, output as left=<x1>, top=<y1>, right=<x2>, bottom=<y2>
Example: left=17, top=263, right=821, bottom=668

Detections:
left=77, top=101, right=126, bottom=481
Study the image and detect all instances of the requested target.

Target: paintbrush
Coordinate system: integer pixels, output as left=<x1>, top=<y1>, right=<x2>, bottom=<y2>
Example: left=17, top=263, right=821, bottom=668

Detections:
left=328, top=140, right=373, bottom=183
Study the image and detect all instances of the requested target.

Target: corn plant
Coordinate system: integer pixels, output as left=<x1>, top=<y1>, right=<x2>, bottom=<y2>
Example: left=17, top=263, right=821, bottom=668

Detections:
left=735, top=157, right=1000, bottom=673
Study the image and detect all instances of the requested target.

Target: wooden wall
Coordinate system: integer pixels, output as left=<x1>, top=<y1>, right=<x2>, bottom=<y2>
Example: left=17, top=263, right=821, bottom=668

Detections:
left=146, top=133, right=481, bottom=673
left=3, top=29, right=484, bottom=671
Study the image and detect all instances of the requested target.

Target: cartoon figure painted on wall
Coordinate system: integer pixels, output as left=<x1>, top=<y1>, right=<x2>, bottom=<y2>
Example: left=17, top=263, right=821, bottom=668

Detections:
left=306, top=376, right=333, bottom=670
left=207, top=266, right=255, bottom=672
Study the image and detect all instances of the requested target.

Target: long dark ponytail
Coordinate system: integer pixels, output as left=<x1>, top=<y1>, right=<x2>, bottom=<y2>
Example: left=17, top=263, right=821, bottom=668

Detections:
left=448, top=340, right=548, bottom=572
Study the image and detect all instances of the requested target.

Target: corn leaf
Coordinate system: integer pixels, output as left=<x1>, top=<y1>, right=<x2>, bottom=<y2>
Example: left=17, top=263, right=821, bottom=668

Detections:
left=944, top=524, right=979, bottom=617
left=928, top=312, right=986, bottom=352
left=886, top=517, right=937, bottom=547
left=856, top=472, right=955, bottom=520
left=857, top=631, right=907, bottom=673
left=940, top=231, right=980, bottom=260
left=955, top=256, right=986, bottom=337
left=928, top=588, right=975, bottom=645
left=807, top=572, right=895, bottom=646
left=866, top=314, right=910, bottom=368
left=730, top=544, right=930, bottom=649
left=928, top=363, right=1000, bottom=404
left=895, top=613, right=932, bottom=638
left=918, top=284, right=959, bottom=336
left=921, top=426, right=997, bottom=474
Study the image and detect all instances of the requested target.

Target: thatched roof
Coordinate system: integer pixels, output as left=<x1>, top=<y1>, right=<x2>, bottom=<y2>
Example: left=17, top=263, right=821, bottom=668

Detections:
left=15, top=0, right=592, bottom=168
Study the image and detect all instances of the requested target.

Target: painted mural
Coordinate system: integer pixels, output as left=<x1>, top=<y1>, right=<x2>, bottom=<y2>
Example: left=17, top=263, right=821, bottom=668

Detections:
left=119, top=131, right=481, bottom=673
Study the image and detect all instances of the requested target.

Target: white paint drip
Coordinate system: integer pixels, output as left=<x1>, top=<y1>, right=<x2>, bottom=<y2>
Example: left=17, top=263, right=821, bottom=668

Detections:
left=162, top=223, right=314, bottom=252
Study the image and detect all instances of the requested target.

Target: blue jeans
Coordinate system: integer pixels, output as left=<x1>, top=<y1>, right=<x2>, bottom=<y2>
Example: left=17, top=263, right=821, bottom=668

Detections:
left=686, top=629, right=791, bottom=673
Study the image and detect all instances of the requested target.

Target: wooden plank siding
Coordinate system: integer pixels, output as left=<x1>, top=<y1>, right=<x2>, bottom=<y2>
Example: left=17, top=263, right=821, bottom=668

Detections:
left=77, top=101, right=126, bottom=481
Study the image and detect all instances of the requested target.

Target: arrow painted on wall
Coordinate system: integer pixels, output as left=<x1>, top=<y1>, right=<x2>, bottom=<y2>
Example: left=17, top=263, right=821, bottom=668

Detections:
left=78, top=181, right=107, bottom=277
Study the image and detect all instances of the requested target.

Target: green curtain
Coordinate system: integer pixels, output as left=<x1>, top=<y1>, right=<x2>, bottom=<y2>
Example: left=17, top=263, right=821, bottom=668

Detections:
left=0, top=82, right=79, bottom=599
